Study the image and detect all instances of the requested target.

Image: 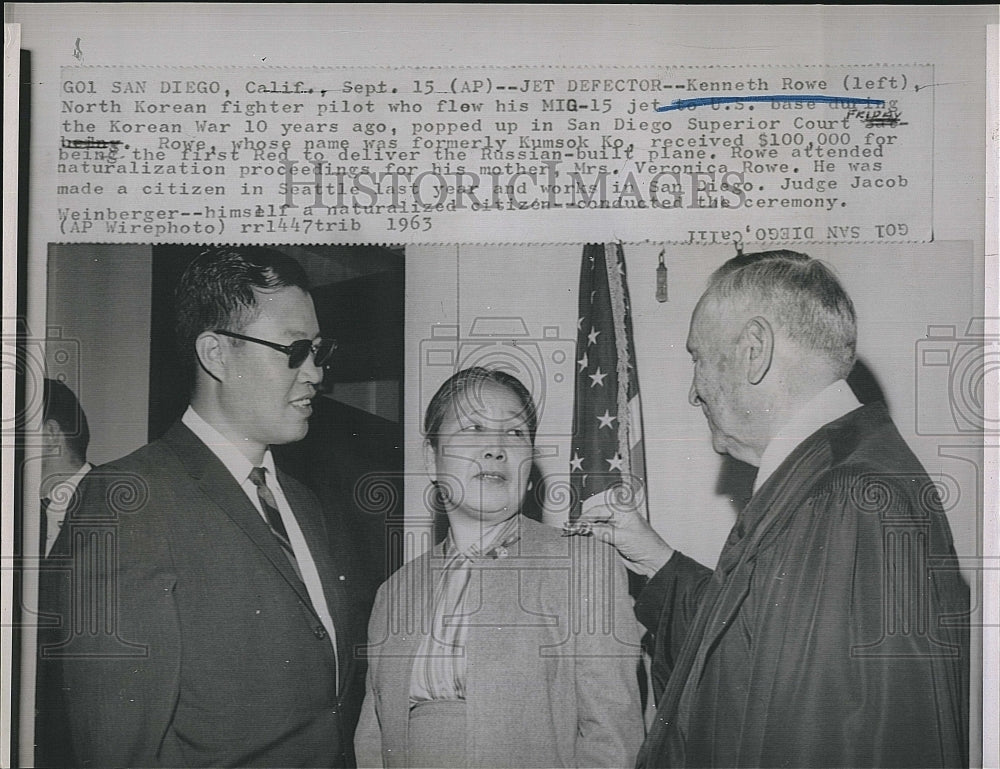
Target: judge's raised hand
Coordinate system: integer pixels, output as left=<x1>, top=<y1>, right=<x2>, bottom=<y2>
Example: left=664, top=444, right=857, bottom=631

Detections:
left=565, top=485, right=674, bottom=577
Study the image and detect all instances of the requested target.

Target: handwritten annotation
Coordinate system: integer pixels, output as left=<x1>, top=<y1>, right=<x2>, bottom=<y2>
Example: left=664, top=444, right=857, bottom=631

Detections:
left=656, top=95, right=886, bottom=112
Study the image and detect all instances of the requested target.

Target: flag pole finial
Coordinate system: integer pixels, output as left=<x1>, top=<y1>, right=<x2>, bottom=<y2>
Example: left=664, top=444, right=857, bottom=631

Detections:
left=656, top=249, right=668, bottom=303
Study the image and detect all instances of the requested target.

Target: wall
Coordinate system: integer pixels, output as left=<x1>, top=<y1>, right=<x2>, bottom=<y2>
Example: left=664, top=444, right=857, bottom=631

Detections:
left=328, top=381, right=400, bottom=423
left=45, top=244, right=153, bottom=465
left=405, top=242, right=981, bottom=578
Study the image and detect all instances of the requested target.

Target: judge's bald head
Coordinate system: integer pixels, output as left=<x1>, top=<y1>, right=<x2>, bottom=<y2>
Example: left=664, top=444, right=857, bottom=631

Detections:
left=700, top=249, right=857, bottom=379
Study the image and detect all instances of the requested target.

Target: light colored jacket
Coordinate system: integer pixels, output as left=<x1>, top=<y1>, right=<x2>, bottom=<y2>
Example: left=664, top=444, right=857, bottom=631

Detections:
left=355, top=515, right=644, bottom=768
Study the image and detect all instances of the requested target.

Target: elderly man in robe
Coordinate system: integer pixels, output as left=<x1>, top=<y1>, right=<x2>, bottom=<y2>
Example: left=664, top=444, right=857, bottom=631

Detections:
left=578, top=249, right=969, bottom=768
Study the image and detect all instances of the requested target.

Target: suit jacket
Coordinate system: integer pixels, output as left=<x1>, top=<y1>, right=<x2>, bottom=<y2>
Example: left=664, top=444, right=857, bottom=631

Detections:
left=35, top=480, right=86, bottom=769
left=38, top=421, right=371, bottom=768
left=354, top=516, right=645, bottom=769
left=634, top=402, right=970, bottom=768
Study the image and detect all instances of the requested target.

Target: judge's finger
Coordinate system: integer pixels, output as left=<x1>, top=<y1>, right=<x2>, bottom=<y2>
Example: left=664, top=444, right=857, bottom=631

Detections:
left=578, top=521, right=618, bottom=543
left=574, top=508, right=618, bottom=525
left=577, top=502, right=649, bottom=530
left=561, top=519, right=619, bottom=539
left=577, top=487, right=645, bottom=523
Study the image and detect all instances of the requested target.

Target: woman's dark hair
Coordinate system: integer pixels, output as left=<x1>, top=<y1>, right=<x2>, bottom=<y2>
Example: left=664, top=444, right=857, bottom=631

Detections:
left=423, top=366, right=538, bottom=449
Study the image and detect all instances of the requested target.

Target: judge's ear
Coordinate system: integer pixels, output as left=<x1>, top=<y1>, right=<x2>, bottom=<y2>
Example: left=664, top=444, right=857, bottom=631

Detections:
left=742, top=316, right=774, bottom=385
left=194, top=331, right=227, bottom=382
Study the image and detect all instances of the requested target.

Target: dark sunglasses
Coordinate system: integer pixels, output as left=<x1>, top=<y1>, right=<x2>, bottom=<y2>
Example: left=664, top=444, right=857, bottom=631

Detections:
left=214, top=329, right=337, bottom=368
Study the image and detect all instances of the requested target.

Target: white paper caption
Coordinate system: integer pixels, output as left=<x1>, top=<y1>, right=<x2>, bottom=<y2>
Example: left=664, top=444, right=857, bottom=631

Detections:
left=56, top=65, right=931, bottom=245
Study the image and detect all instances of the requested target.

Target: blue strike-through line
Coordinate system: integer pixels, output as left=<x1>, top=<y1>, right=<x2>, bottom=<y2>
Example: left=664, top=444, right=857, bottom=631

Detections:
left=656, top=95, right=885, bottom=112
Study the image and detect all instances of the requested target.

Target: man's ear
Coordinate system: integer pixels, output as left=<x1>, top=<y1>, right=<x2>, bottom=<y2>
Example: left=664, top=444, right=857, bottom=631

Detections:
left=742, top=316, right=774, bottom=385
left=42, top=418, right=63, bottom=444
left=423, top=440, right=438, bottom=480
left=194, top=331, right=226, bottom=382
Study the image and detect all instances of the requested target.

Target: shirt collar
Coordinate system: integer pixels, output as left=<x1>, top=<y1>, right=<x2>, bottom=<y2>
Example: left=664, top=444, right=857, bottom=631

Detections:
left=45, top=461, right=93, bottom=510
left=753, top=380, right=861, bottom=494
left=62, top=461, right=92, bottom=489
left=182, top=406, right=276, bottom=485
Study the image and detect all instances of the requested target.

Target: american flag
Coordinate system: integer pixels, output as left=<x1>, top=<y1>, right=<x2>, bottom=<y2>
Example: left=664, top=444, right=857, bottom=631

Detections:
left=569, top=244, right=649, bottom=522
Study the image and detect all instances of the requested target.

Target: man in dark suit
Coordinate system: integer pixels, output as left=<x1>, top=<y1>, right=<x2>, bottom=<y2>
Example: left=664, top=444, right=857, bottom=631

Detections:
left=34, top=379, right=91, bottom=768
left=40, top=247, right=370, bottom=767
left=37, top=378, right=93, bottom=557
left=577, top=250, right=969, bottom=767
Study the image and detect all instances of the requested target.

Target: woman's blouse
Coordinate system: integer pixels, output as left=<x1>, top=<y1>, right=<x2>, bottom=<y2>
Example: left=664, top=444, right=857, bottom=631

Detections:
left=409, top=514, right=521, bottom=704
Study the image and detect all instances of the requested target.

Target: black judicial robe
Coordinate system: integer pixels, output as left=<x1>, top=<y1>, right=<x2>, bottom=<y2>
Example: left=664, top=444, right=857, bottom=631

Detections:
left=635, top=402, right=969, bottom=768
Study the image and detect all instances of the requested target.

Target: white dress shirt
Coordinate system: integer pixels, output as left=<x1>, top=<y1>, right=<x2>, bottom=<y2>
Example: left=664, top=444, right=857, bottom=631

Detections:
left=753, top=380, right=862, bottom=495
left=181, top=407, right=339, bottom=677
left=42, top=462, right=93, bottom=556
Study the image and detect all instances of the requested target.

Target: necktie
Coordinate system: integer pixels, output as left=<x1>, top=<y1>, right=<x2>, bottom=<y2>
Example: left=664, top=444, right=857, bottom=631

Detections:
left=248, top=467, right=302, bottom=581
left=39, top=497, right=51, bottom=557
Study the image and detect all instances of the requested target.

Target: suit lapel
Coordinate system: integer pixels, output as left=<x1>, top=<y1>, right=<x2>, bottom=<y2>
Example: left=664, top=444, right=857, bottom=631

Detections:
left=162, top=423, right=317, bottom=611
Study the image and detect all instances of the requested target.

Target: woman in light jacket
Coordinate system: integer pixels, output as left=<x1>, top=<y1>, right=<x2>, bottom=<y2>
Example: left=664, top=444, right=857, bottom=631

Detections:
left=355, top=366, right=644, bottom=768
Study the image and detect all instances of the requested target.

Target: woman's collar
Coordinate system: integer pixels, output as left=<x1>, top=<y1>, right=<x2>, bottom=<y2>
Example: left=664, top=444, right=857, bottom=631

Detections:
left=447, top=511, right=521, bottom=558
